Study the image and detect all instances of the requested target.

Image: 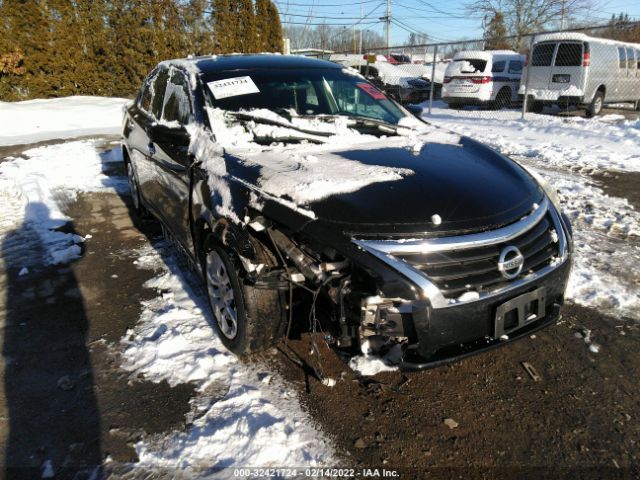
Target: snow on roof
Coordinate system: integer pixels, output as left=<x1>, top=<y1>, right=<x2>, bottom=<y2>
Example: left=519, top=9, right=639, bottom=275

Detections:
left=533, top=32, right=640, bottom=49
left=453, top=50, right=520, bottom=60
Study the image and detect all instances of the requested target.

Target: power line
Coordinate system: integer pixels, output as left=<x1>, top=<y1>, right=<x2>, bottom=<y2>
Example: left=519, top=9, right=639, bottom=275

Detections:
left=275, top=0, right=380, bottom=7
left=281, top=19, right=381, bottom=25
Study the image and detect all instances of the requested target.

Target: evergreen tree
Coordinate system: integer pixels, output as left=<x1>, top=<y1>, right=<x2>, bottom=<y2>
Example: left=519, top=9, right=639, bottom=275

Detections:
left=237, top=0, right=258, bottom=53
left=213, top=0, right=232, bottom=53
left=265, top=1, right=283, bottom=53
left=484, top=12, right=511, bottom=50
left=184, top=0, right=216, bottom=55
left=255, top=0, right=271, bottom=51
left=0, top=0, right=55, bottom=99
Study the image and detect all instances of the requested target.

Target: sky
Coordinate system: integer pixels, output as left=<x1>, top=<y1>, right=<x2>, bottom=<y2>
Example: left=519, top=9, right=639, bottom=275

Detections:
left=274, top=0, right=640, bottom=47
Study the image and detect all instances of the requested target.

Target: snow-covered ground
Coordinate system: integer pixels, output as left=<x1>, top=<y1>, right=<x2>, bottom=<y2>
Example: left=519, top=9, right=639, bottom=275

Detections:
left=424, top=105, right=640, bottom=320
left=121, top=241, right=336, bottom=472
left=0, top=96, right=129, bottom=146
left=0, top=97, right=338, bottom=473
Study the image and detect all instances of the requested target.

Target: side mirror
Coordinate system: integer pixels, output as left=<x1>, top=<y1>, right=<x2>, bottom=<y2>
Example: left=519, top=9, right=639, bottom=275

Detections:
left=148, top=122, right=190, bottom=147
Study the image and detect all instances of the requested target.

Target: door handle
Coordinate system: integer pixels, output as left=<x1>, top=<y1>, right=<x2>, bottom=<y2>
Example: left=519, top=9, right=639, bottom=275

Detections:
left=147, top=143, right=156, bottom=156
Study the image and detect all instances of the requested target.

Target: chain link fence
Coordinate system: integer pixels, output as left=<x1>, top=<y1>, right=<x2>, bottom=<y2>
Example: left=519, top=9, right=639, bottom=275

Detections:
left=322, top=22, right=640, bottom=121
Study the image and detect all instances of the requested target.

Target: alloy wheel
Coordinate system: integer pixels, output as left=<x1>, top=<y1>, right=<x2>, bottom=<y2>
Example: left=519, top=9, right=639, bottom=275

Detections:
left=206, top=250, right=239, bottom=340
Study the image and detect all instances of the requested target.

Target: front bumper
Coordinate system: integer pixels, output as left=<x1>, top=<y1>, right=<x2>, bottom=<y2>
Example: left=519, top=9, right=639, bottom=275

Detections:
left=406, top=258, right=570, bottom=366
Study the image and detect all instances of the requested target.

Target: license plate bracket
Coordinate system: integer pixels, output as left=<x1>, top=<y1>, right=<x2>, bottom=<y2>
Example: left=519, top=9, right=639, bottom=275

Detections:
left=494, top=287, right=546, bottom=339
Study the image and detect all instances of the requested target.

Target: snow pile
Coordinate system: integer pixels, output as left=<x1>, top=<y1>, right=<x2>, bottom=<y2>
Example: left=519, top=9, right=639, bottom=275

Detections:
left=0, top=96, right=129, bottom=146
left=0, top=139, right=124, bottom=265
left=349, top=341, right=402, bottom=376
left=243, top=148, right=414, bottom=206
left=123, top=242, right=337, bottom=472
left=425, top=105, right=640, bottom=173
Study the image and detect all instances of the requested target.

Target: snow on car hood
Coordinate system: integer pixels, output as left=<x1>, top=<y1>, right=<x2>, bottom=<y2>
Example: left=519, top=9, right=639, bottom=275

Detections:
left=191, top=108, right=461, bottom=220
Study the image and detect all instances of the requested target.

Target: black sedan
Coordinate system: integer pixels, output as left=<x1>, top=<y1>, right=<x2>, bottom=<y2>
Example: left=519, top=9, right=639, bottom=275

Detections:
left=122, top=54, right=573, bottom=368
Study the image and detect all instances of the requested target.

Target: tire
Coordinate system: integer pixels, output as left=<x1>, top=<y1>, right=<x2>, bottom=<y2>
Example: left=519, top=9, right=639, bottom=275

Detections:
left=491, top=88, right=512, bottom=110
left=203, top=237, right=286, bottom=356
left=586, top=91, right=604, bottom=118
left=635, top=100, right=640, bottom=111
left=527, top=100, right=544, bottom=113
left=126, top=161, right=148, bottom=219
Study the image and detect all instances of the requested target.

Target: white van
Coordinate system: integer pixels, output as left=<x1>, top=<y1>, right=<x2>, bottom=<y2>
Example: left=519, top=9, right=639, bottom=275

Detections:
left=442, top=50, right=525, bottom=108
left=520, top=33, right=640, bottom=117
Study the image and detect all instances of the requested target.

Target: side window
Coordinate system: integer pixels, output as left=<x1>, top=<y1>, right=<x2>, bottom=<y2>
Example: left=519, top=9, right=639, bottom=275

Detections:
left=139, top=80, right=153, bottom=113
left=151, top=68, right=169, bottom=119
left=555, top=43, right=582, bottom=67
left=627, top=48, right=636, bottom=69
left=491, top=61, right=506, bottom=73
left=161, top=70, right=193, bottom=125
left=531, top=43, right=555, bottom=66
left=618, top=47, right=626, bottom=69
left=508, top=60, right=523, bottom=74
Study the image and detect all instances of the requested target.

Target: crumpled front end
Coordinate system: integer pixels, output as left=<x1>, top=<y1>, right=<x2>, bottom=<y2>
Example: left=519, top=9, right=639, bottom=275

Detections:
left=350, top=198, right=573, bottom=366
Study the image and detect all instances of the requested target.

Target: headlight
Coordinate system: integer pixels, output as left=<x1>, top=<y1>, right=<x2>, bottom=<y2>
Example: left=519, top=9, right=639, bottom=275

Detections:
left=521, top=165, right=563, bottom=212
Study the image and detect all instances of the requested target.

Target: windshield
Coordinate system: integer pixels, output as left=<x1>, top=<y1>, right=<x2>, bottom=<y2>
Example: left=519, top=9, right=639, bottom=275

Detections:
left=201, top=67, right=407, bottom=125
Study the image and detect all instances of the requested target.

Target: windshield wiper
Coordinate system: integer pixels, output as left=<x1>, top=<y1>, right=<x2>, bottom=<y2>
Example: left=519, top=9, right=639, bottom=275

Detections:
left=297, top=113, right=402, bottom=135
left=226, top=110, right=333, bottom=138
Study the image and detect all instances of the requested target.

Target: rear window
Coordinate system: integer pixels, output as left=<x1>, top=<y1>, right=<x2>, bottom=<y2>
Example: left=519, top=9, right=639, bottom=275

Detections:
left=453, top=59, right=487, bottom=73
left=531, top=43, right=555, bottom=66
left=491, top=61, right=506, bottom=73
left=555, top=43, right=582, bottom=66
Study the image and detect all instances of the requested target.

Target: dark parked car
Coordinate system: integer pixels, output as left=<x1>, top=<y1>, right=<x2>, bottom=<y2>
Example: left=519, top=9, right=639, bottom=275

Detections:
left=122, top=54, right=573, bottom=368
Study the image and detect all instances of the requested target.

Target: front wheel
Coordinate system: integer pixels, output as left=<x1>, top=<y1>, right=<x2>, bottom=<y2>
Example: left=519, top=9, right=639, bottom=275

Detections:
left=204, top=239, right=286, bottom=356
left=126, top=162, right=148, bottom=218
left=586, top=91, right=604, bottom=118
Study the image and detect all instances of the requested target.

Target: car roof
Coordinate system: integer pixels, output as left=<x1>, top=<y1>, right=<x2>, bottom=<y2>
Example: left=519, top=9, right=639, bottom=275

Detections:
left=164, top=54, right=342, bottom=75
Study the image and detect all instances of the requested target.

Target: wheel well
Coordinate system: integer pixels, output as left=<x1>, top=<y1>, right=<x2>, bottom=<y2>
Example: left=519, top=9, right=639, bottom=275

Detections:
left=498, top=86, right=511, bottom=96
left=596, top=85, right=606, bottom=99
left=122, top=145, right=130, bottom=165
left=195, top=218, right=212, bottom=266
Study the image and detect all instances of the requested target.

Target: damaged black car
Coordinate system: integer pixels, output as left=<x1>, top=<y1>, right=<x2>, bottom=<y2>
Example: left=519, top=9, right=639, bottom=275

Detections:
left=122, top=54, right=573, bottom=369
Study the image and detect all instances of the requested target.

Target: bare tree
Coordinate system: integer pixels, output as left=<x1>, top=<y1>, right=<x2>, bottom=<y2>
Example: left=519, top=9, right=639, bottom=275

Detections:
left=468, top=0, right=598, bottom=49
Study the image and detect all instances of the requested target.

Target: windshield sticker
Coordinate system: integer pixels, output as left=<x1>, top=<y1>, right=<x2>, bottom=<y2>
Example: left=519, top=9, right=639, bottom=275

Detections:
left=207, top=76, right=260, bottom=100
left=356, top=83, right=386, bottom=100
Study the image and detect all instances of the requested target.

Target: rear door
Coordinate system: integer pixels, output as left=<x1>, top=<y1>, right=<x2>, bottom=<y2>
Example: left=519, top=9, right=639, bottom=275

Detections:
left=507, top=59, right=523, bottom=101
left=548, top=42, right=585, bottom=95
left=150, top=68, right=194, bottom=251
left=526, top=42, right=556, bottom=91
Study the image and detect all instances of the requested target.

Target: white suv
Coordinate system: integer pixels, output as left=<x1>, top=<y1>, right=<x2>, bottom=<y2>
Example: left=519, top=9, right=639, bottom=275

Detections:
left=442, top=50, right=525, bottom=109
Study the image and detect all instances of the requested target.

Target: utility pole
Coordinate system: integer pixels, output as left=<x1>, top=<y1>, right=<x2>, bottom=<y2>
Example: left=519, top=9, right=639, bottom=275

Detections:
left=359, top=6, right=363, bottom=55
left=386, top=0, right=391, bottom=52
left=561, top=0, right=566, bottom=29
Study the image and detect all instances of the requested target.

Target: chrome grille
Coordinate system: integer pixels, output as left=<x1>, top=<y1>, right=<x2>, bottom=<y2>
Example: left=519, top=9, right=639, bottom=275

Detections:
left=393, top=213, right=559, bottom=298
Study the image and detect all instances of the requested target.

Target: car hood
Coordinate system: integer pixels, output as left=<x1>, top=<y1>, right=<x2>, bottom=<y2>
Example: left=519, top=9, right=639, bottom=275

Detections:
left=225, top=133, right=543, bottom=237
